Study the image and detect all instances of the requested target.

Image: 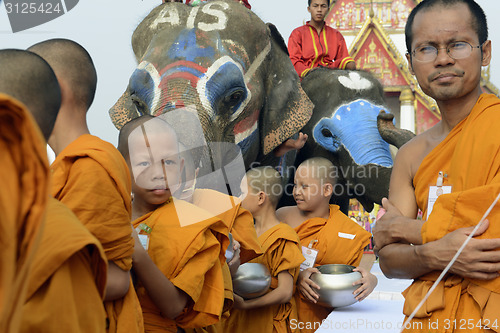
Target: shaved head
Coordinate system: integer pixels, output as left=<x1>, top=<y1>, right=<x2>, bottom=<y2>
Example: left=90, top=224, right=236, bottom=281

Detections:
left=118, top=115, right=179, bottom=161
left=246, top=166, right=283, bottom=208
left=28, top=38, right=97, bottom=110
left=297, top=157, right=337, bottom=186
left=0, top=49, right=61, bottom=140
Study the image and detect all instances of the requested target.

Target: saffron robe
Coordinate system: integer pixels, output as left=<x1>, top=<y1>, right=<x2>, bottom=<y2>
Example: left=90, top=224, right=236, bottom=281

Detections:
left=0, top=94, right=49, bottom=332
left=190, top=189, right=263, bottom=331
left=293, top=205, right=371, bottom=333
left=192, top=189, right=262, bottom=264
left=51, top=134, right=142, bottom=332
left=20, top=198, right=108, bottom=332
left=222, top=223, right=304, bottom=333
left=133, top=198, right=229, bottom=332
left=403, top=94, right=500, bottom=332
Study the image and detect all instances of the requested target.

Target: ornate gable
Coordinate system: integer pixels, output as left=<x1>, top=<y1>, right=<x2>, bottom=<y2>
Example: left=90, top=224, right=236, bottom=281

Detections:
left=347, top=12, right=440, bottom=133
left=327, top=0, right=419, bottom=35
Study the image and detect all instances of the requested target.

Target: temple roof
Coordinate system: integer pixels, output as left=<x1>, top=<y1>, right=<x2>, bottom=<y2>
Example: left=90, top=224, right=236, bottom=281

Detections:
left=327, top=0, right=419, bottom=35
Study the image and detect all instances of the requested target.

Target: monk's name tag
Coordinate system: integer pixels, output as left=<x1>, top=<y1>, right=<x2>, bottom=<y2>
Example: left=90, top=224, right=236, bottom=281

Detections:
left=300, top=246, right=319, bottom=271
left=338, top=232, right=356, bottom=240
left=138, top=234, right=149, bottom=251
left=427, top=185, right=452, bottom=219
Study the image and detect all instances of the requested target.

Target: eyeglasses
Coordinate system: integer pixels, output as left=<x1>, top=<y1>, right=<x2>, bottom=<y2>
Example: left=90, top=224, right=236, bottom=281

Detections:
left=410, top=41, right=483, bottom=63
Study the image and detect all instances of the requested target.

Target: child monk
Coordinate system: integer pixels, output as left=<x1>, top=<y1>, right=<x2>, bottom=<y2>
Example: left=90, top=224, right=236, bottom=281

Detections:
left=222, top=166, right=304, bottom=333
left=0, top=48, right=58, bottom=332
left=118, top=115, right=230, bottom=332
left=0, top=49, right=108, bottom=332
left=277, top=157, right=377, bottom=333
left=28, top=39, right=143, bottom=332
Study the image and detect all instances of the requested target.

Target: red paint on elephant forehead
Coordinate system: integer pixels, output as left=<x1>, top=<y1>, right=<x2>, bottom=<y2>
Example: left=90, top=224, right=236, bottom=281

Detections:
left=234, top=108, right=260, bottom=134
left=155, top=80, right=199, bottom=116
left=159, top=60, right=207, bottom=76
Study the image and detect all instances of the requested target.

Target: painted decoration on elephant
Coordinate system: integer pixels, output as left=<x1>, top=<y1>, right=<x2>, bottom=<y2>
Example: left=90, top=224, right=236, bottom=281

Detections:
left=354, top=34, right=407, bottom=87
left=150, top=1, right=230, bottom=32
left=313, top=99, right=394, bottom=167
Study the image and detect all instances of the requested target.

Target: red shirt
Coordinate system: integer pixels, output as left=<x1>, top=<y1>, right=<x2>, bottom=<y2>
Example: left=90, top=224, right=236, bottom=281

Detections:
left=288, top=22, right=354, bottom=77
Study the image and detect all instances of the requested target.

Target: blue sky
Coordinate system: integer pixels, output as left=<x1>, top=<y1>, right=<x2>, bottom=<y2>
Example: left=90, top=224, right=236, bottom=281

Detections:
left=0, top=0, right=497, bottom=146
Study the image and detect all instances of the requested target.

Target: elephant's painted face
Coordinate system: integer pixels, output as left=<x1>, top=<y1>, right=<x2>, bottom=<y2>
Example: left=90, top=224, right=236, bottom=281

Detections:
left=313, top=99, right=394, bottom=167
left=110, top=1, right=312, bottom=170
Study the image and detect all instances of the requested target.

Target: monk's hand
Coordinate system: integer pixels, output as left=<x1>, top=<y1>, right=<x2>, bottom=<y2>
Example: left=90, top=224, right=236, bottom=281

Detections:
left=352, top=267, right=378, bottom=302
left=228, top=240, right=241, bottom=277
left=297, top=268, right=321, bottom=303
left=432, top=219, right=500, bottom=280
left=273, top=132, right=308, bottom=157
left=232, top=293, right=247, bottom=310
left=373, top=198, right=411, bottom=254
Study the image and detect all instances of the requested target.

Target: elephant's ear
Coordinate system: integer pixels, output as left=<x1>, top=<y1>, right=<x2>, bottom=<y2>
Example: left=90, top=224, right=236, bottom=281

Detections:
left=260, top=23, right=313, bottom=156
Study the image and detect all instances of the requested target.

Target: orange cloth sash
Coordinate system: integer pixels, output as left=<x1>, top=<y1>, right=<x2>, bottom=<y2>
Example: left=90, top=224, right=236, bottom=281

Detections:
left=133, top=198, right=229, bottom=332
left=192, top=189, right=263, bottom=263
left=406, top=94, right=500, bottom=332
left=222, top=223, right=304, bottom=333
left=0, top=94, right=49, bottom=332
left=191, top=189, right=263, bottom=330
left=20, top=198, right=108, bottom=332
left=293, top=205, right=371, bottom=333
left=50, top=134, right=142, bottom=332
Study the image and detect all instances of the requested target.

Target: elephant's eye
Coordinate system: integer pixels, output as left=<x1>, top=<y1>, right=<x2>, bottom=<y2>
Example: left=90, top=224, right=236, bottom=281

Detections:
left=224, top=90, right=245, bottom=109
left=131, top=95, right=149, bottom=116
left=321, top=128, right=333, bottom=137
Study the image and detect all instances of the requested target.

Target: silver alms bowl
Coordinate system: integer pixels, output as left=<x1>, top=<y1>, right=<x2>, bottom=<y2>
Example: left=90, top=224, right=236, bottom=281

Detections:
left=232, top=263, right=271, bottom=299
left=310, top=264, right=362, bottom=308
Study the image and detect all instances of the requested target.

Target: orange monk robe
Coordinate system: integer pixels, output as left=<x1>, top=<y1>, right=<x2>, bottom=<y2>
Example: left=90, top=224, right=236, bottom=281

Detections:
left=0, top=94, right=49, bottom=333
left=403, top=93, right=500, bottom=333
left=50, top=134, right=142, bottom=332
left=222, top=223, right=304, bottom=333
left=132, top=198, right=230, bottom=332
left=189, top=189, right=264, bottom=332
left=20, top=198, right=108, bottom=332
left=192, top=189, right=263, bottom=263
left=293, top=205, right=371, bottom=333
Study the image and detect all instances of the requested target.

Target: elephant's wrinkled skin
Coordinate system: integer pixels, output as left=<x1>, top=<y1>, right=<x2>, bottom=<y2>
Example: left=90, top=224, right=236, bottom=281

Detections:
left=110, top=1, right=313, bottom=184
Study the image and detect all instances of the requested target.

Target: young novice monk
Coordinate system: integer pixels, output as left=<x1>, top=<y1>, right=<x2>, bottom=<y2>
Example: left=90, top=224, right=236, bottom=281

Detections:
left=118, top=115, right=230, bottom=332
left=277, top=157, right=377, bottom=333
left=28, top=39, right=142, bottom=333
left=0, top=49, right=108, bottom=332
left=222, top=166, right=304, bottom=333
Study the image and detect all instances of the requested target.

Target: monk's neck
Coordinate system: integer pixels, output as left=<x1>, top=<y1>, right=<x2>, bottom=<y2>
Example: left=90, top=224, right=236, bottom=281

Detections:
left=299, top=203, right=330, bottom=221
left=131, top=198, right=161, bottom=221
left=253, top=205, right=280, bottom=237
left=50, top=108, right=90, bottom=155
left=435, top=88, right=482, bottom=133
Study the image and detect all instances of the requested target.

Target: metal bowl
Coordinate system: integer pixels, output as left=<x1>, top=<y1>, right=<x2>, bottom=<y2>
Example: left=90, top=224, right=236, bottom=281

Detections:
left=225, top=233, right=234, bottom=262
left=232, top=263, right=271, bottom=299
left=310, top=264, right=362, bottom=308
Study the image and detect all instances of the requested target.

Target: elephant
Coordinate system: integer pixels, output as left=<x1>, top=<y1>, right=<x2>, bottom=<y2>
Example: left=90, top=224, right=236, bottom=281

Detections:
left=109, top=0, right=313, bottom=195
left=290, top=68, right=415, bottom=212
left=110, top=1, right=414, bottom=211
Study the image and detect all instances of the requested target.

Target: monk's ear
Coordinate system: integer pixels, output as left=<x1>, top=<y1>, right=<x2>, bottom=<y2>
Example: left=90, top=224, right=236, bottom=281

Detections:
left=481, top=40, right=492, bottom=67
left=323, top=183, right=333, bottom=198
left=260, top=23, right=313, bottom=156
left=406, top=53, right=415, bottom=75
left=258, top=191, right=266, bottom=206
